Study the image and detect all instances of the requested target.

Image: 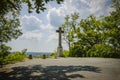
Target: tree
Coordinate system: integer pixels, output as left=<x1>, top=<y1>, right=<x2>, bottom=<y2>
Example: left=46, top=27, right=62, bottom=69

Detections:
left=0, top=0, right=63, bottom=15
left=61, top=12, right=79, bottom=51
left=61, top=13, right=103, bottom=57
left=0, top=44, right=11, bottom=65
left=62, top=11, right=120, bottom=57
left=0, top=0, right=22, bottom=65
left=61, top=0, right=120, bottom=57
left=100, top=0, right=120, bottom=56
left=79, top=15, right=103, bottom=47
left=75, top=14, right=120, bottom=57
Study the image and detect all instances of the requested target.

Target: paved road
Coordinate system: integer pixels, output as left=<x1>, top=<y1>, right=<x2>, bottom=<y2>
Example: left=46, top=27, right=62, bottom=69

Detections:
left=0, top=58, right=120, bottom=80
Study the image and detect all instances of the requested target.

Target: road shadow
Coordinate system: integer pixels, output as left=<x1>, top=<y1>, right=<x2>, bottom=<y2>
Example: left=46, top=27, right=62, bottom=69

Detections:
left=0, top=65, right=101, bottom=80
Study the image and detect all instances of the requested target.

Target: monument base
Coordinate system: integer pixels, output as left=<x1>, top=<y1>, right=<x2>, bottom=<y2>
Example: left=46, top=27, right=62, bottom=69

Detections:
left=57, top=46, right=63, bottom=57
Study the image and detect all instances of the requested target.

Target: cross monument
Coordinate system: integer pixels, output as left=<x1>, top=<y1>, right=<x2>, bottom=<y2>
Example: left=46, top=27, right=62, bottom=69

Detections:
left=56, top=27, right=64, bottom=57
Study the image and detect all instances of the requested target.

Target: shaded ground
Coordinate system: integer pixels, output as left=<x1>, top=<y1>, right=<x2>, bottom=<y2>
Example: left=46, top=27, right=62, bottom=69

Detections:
left=0, top=58, right=120, bottom=80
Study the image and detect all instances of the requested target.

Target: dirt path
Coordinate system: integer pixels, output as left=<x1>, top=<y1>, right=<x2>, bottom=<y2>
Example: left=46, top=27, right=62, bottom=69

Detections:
left=0, top=58, right=120, bottom=80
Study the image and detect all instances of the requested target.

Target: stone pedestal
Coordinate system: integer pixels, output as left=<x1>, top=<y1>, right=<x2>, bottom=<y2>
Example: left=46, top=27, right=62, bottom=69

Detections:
left=57, top=46, right=63, bottom=57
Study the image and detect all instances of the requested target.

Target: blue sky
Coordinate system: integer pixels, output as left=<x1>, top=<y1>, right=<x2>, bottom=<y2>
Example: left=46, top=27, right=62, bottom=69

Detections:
left=7, top=0, right=113, bottom=52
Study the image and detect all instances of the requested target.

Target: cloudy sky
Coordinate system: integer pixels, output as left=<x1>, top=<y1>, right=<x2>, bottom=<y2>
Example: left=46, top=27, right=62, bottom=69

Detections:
left=7, top=0, right=113, bottom=52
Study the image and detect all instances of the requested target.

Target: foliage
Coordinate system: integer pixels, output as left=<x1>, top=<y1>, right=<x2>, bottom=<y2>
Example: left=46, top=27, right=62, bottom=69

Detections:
left=50, top=50, right=69, bottom=57
left=0, top=0, right=63, bottom=15
left=61, top=0, right=120, bottom=58
left=61, top=12, right=79, bottom=51
left=22, top=0, right=63, bottom=13
left=79, top=15, right=102, bottom=47
left=87, top=44, right=118, bottom=57
left=4, top=51, right=26, bottom=64
left=50, top=51, right=57, bottom=57
left=0, top=44, right=11, bottom=65
left=0, top=0, right=22, bottom=43
left=63, top=50, right=69, bottom=57
left=0, top=49, right=27, bottom=65
left=69, top=43, right=85, bottom=57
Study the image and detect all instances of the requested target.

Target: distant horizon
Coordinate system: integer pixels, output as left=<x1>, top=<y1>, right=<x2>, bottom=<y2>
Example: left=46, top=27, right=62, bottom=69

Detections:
left=26, top=52, right=52, bottom=53
left=26, top=52, right=52, bottom=57
left=11, top=51, right=53, bottom=53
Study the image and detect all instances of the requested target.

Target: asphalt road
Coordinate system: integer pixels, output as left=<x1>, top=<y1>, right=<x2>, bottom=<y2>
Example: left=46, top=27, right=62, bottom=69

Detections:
left=0, top=58, right=120, bottom=80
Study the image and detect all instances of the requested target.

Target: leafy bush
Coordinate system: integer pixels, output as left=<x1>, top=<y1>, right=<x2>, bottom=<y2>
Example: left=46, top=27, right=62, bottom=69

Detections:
left=50, top=51, right=57, bottom=57
left=4, top=51, right=26, bottom=64
left=0, top=48, right=27, bottom=65
left=0, top=44, right=11, bottom=65
left=63, top=50, right=69, bottom=57
left=70, top=44, right=84, bottom=57
left=87, top=44, right=120, bottom=58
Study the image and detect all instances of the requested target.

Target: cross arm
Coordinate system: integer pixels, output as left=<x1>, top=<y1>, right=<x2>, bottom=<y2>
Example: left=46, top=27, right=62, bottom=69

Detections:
left=56, top=30, right=59, bottom=32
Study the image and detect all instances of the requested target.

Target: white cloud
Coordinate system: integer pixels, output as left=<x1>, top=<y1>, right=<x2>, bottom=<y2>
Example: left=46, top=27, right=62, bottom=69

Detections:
left=88, top=0, right=112, bottom=16
left=20, top=30, right=43, bottom=41
left=20, top=15, right=42, bottom=31
left=47, top=0, right=113, bottom=20
left=41, top=23, right=54, bottom=30
left=20, top=15, right=43, bottom=41
left=47, top=8, right=64, bottom=27
left=20, top=15, right=55, bottom=42
left=47, top=31, right=58, bottom=42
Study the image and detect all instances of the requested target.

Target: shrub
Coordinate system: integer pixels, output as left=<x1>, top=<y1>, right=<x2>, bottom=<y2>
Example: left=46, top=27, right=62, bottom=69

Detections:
left=87, top=44, right=120, bottom=58
left=69, top=44, right=84, bottom=57
left=0, top=44, right=11, bottom=65
left=50, top=51, right=57, bottom=57
left=4, top=51, right=26, bottom=64
left=63, top=50, right=69, bottom=57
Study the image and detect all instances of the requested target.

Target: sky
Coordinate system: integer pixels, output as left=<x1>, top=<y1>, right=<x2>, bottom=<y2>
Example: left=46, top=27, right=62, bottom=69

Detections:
left=7, top=0, right=113, bottom=52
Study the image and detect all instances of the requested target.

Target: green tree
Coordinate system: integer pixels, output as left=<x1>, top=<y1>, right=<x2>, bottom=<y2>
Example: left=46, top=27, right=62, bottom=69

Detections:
left=63, top=50, right=69, bottom=57
left=0, top=44, right=11, bottom=65
left=61, top=12, right=79, bottom=51
left=87, top=43, right=119, bottom=58
left=61, top=0, right=120, bottom=57
left=62, top=12, right=119, bottom=57
left=61, top=13, right=103, bottom=57
left=77, top=14, right=119, bottom=57
left=80, top=15, right=103, bottom=46
left=97, top=0, right=120, bottom=57
left=0, top=0, right=63, bottom=15
left=102, top=0, right=120, bottom=52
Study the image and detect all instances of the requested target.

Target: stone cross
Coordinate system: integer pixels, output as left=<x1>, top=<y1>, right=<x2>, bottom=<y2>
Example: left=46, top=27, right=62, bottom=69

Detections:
left=56, top=27, right=64, bottom=57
